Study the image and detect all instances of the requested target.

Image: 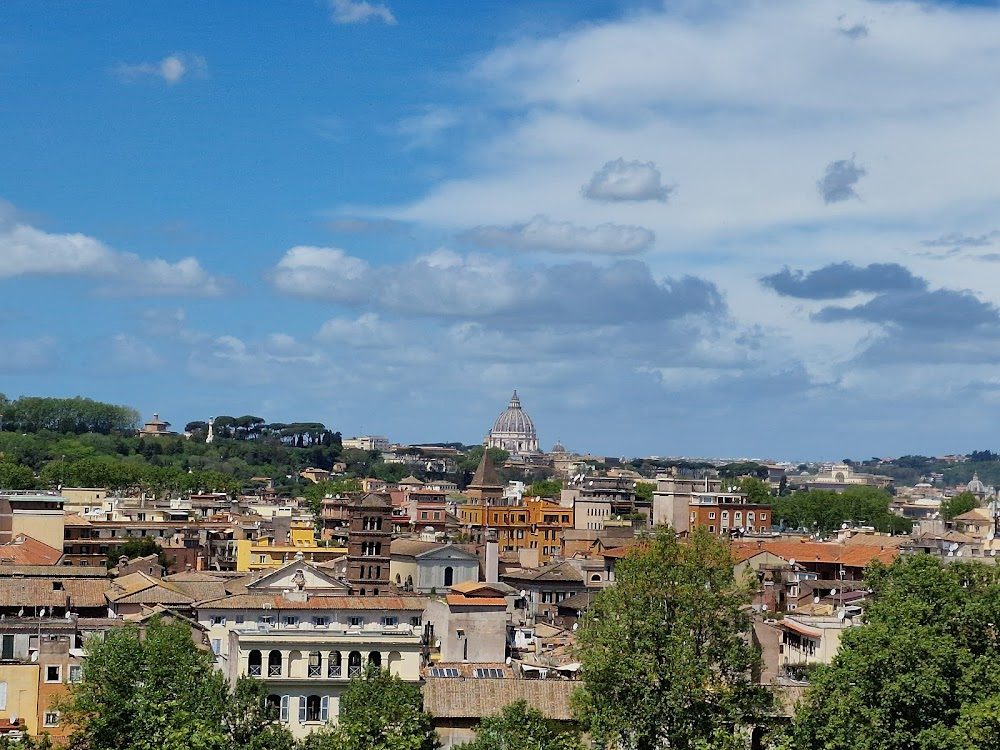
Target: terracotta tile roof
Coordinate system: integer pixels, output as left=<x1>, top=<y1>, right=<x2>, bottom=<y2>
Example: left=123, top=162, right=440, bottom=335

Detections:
left=0, top=578, right=111, bottom=608
left=195, top=594, right=427, bottom=610
left=107, top=572, right=195, bottom=604
left=502, top=561, right=583, bottom=583
left=449, top=581, right=511, bottom=596
left=0, top=535, right=62, bottom=566
left=731, top=540, right=898, bottom=568
left=0, top=564, right=106, bottom=577
left=446, top=594, right=507, bottom=607
left=422, top=678, right=577, bottom=720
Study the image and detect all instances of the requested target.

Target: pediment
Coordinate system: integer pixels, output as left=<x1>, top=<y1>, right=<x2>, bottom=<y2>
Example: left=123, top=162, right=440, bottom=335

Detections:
left=246, top=558, right=350, bottom=593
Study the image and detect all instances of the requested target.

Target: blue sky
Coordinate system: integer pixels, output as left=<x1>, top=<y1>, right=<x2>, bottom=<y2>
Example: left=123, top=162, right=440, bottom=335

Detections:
left=4, top=0, right=1000, bottom=461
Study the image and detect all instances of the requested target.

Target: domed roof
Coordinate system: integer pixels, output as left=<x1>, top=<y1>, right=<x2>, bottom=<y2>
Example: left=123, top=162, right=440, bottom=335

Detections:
left=551, top=439, right=567, bottom=453
left=967, top=473, right=985, bottom=493
left=491, top=390, right=536, bottom=437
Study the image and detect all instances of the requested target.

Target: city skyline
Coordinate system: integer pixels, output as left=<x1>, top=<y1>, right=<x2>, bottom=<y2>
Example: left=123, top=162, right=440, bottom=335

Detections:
left=4, top=0, right=1000, bottom=459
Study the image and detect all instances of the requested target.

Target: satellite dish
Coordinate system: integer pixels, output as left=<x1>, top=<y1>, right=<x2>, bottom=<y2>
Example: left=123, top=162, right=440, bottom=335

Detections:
left=837, top=609, right=846, bottom=621
left=572, top=622, right=578, bottom=631
left=813, top=596, right=820, bottom=604
left=9, top=714, right=16, bottom=724
left=30, top=651, right=38, bottom=662
left=519, top=590, right=527, bottom=598
left=788, top=558, right=796, bottom=566
left=991, top=550, right=997, bottom=557
left=830, top=589, right=838, bottom=596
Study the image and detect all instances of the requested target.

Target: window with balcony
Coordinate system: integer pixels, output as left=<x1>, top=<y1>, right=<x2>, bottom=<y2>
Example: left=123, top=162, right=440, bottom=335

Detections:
left=381, top=616, right=398, bottom=627
left=248, top=650, right=262, bottom=676
left=312, top=616, right=329, bottom=627
left=348, top=651, right=363, bottom=677
left=283, top=616, right=299, bottom=627
left=328, top=651, right=342, bottom=678
left=349, top=616, right=363, bottom=628
left=308, top=651, right=322, bottom=677
left=268, top=650, right=282, bottom=677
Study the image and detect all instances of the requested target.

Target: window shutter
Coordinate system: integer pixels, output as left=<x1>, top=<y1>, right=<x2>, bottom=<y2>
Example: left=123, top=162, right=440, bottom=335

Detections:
left=279, top=695, right=289, bottom=722
left=298, top=695, right=306, bottom=723
left=0, top=682, right=7, bottom=711
left=320, top=696, right=329, bottom=722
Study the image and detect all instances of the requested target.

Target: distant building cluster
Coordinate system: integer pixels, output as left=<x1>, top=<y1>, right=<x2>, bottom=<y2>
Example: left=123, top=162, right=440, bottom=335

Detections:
left=2, top=392, right=1000, bottom=743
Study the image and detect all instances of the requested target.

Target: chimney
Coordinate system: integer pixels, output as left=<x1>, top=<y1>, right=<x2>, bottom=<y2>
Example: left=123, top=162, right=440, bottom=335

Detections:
left=485, top=539, right=499, bottom=583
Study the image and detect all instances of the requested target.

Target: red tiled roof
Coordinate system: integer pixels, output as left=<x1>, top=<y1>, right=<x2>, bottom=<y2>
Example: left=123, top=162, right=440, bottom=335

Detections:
left=0, top=535, right=62, bottom=565
left=446, top=594, right=507, bottom=607
left=731, top=540, right=898, bottom=568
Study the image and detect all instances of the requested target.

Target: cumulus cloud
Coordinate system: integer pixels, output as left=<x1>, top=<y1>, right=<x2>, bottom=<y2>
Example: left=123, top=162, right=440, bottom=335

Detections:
left=817, top=157, right=867, bottom=203
left=459, top=215, right=654, bottom=255
left=761, top=263, right=924, bottom=299
left=114, top=53, right=207, bottom=84
left=815, top=288, right=999, bottom=330
left=328, top=0, right=396, bottom=25
left=269, top=246, right=721, bottom=324
left=0, top=216, right=223, bottom=295
left=582, top=159, right=673, bottom=202
left=317, top=313, right=400, bottom=348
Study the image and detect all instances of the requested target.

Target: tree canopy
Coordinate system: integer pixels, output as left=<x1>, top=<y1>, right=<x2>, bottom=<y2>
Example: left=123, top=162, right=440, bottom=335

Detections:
left=58, top=616, right=294, bottom=750
left=572, top=528, right=774, bottom=750
left=791, top=555, right=1000, bottom=750
left=299, top=666, right=438, bottom=750
left=771, top=486, right=911, bottom=536
left=456, top=700, right=584, bottom=750
left=940, top=491, right=979, bottom=520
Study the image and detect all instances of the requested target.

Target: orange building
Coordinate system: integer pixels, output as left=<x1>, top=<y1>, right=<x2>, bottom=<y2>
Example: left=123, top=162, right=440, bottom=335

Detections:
left=459, top=497, right=574, bottom=563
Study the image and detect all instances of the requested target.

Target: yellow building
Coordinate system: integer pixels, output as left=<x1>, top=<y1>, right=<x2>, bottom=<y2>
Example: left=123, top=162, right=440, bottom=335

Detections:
left=236, top=521, right=347, bottom=571
left=0, top=662, right=40, bottom=736
left=458, top=497, right=574, bottom=563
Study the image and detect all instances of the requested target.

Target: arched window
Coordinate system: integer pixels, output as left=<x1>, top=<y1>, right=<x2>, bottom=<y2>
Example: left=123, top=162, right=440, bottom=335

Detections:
left=374, top=542, right=382, bottom=556
left=268, top=650, right=282, bottom=677
left=590, top=573, right=602, bottom=582
left=360, top=588, right=366, bottom=596
left=395, top=574, right=402, bottom=585
left=328, top=651, right=342, bottom=678
left=373, top=588, right=379, bottom=595
left=308, top=651, right=322, bottom=677
left=266, top=694, right=281, bottom=712
left=248, top=649, right=262, bottom=676
left=348, top=651, right=363, bottom=677
left=368, top=651, right=381, bottom=667
left=444, top=566, right=454, bottom=587
left=405, top=575, right=413, bottom=591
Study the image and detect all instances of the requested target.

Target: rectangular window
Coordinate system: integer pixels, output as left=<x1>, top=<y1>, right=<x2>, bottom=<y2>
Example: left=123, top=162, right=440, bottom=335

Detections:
left=44, top=712, right=60, bottom=727
left=0, top=682, right=6, bottom=710
left=420, top=511, right=428, bottom=519
left=68, top=665, right=83, bottom=683
left=760, top=513, right=768, bottom=521
left=708, top=512, right=716, bottom=520
left=349, top=616, right=363, bottom=628
left=320, top=696, right=330, bottom=722
left=280, top=695, right=289, bottom=722
left=473, top=667, right=505, bottom=678
left=45, top=665, right=61, bottom=683
left=283, top=616, right=299, bottom=627
left=709, top=525, right=715, bottom=533
left=211, top=615, right=226, bottom=626
left=212, top=639, right=222, bottom=654
left=381, top=616, right=398, bottom=627
left=1, top=634, right=13, bottom=660
left=298, top=695, right=307, bottom=723
left=235, top=615, right=245, bottom=625
left=410, top=616, right=422, bottom=627
left=312, top=616, right=329, bottom=627
left=260, top=615, right=273, bottom=626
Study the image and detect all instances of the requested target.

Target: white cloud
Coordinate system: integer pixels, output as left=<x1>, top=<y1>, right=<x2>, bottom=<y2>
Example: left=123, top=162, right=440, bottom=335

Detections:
left=114, top=53, right=207, bottom=85
left=269, top=246, right=371, bottom=303
left=328, top=0, right=396, bottom=25
left=582, top=159, right=674, bottom=203
left=0, top=215, right=223, bottom=296
left=459, top=214, right=654, bottom=255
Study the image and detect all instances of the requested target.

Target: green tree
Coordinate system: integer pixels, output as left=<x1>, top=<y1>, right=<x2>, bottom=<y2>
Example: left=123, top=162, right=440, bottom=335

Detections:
left=940, top=491, right=979, bottom=520
left=456, top=700, right=584, bottom=750
left=302, top=666, right=438, bottom=750
left=573, top=528, right=773, bottom=750
left=791, top=555, right=1000, bottom=750
left=0, top=460, right=35, bottom=489
left=106, top=537, right=171, bottom=570
left=303, top=478, right=363, bottom=514
left=58, top=617, right=230, bottom=750
left=736, top=476, right=771, bottom=503
left=222, top=676, right=295, bottom=750
left=529, top=479, right=563, bottom=498
left=634, top=481, right=655, bottom=501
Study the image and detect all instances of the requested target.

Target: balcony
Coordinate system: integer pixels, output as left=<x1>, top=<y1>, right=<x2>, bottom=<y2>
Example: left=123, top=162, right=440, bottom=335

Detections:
left=249, top=665, right=262, bottom=676
left=268, top=665, right=282, bottom=677
left=328, top=665, right=342, bottom=678
left=308, top=665, right=322, bottom=677
left=348, top=666, right=362, bottom=678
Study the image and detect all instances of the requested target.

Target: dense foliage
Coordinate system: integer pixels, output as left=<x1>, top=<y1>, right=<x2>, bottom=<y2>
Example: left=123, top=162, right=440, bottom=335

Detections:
left=573, top=528, right=774, bottom=750
left=298, top=666, right=438, bottom=750
left=0, top=395, right=140, bottom=435
left=456, top=700, right=584, bottom=750
left=939, top=491, right=979, bottom=520
left=58, top=617, right=293, bottom=750
left=772, top=486, right=912, bottom=536
left=791, top=555, right=1000, bottom=750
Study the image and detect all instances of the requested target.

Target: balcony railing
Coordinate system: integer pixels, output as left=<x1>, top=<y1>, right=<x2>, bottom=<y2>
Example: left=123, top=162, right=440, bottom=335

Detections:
left=328, top=665, right=342, bottom=678
left=348, top=666, right=362, bottom=677
left=308, top=665, right=321, bottom=677
left=248, top=665, right=262, bottom=676
left=268, top=665, right=282, bottom=677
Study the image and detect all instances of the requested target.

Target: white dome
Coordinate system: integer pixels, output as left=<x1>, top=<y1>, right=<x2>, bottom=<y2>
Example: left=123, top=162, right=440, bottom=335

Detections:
left=486, top=390, right=539, bottom=454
